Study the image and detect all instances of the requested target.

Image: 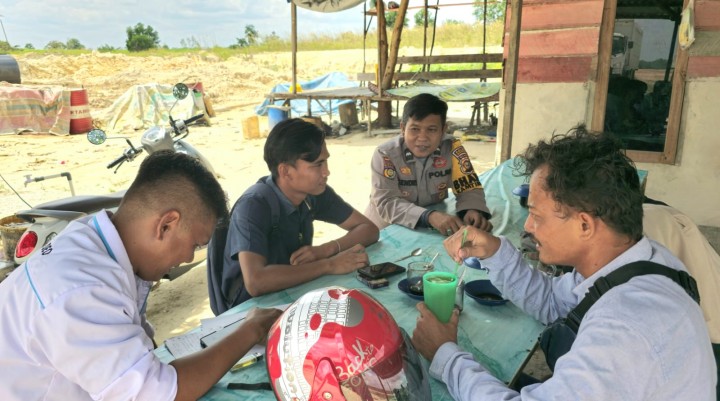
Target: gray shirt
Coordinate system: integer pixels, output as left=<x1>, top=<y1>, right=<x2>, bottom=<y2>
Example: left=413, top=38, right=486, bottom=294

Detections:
left=365, top=134, right=490, bottom=229
left=430, top=236, right=716, bottom=400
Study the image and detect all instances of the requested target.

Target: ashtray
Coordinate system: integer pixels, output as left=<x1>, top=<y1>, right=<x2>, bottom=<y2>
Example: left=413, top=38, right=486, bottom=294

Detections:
left=464, top=280, right=508, bottom=306
left=397, top=278, right=424, bottom=300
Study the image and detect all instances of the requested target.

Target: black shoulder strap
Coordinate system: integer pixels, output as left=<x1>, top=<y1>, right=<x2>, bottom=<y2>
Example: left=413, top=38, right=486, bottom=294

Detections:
left=565, top=261, right=700, bottom=332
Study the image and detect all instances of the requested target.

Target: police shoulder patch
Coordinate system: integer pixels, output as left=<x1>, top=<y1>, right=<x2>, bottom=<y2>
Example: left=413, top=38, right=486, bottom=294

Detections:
left=382, top=156, right=397, bottom=179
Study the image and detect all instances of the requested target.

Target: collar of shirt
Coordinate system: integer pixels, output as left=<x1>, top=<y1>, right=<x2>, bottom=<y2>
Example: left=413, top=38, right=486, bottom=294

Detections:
left=86, top=210, right=144, bottom=304
left=262, top=175, right=312, bottom=217
left=571, top=236, right=654, bottom=299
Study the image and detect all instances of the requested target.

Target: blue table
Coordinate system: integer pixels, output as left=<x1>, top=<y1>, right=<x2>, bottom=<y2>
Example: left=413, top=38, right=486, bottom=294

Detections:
left=155, top=221, right=544, bottom=401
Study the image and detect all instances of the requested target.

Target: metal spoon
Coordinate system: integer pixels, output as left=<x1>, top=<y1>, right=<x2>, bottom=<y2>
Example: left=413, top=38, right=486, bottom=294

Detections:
left=394, top=248, right=422, bottom=263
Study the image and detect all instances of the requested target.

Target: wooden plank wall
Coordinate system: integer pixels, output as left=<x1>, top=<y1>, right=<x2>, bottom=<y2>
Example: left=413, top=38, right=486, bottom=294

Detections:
left=687, top=0, right=720, bottom=78
left=504, top=0, right=604, bottom=83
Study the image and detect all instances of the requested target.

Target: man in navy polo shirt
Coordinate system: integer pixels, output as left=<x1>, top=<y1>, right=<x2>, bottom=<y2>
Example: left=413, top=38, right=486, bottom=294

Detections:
left=209, top=118, right=379, bottom=313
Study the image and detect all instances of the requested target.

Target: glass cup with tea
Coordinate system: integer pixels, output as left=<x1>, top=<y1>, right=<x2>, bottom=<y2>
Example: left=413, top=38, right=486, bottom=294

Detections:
left=407, top=261, right=434, bottom=295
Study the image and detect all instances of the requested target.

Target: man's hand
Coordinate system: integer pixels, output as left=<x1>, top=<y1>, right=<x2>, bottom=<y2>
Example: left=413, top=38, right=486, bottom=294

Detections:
left=428, top=211, right=464, bottom=236
left=289, top=245, right=324, bottom=265
left=412, top=303, right=459, bottom=361
left=443, top=226, right=502, bottom=263
left=462, top=210, right=493, bottom=232
left=329, top=244, right=369, bottom=274
left=243, top=307, right=284, bottom=345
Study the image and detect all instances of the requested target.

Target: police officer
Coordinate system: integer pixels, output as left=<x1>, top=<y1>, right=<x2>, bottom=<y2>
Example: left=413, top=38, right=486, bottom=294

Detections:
left=365, top=93, right=491, bottom=235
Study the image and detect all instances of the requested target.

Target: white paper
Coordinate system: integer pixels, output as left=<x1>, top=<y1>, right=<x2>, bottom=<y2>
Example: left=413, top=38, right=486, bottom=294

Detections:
left=164, top=331, right=203, bottom=358
left=163, top=302, right=291, bottom=358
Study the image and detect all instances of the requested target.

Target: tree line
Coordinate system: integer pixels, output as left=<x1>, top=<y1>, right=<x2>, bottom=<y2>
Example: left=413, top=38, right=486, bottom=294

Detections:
left=0, top=2, right=506, bottom=52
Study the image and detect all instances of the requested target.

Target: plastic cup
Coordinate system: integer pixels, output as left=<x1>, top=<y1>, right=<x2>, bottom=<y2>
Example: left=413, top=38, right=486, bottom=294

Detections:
left=422, top=272, right=458, bottom=323
left=407, top=261, right=434, bottom=293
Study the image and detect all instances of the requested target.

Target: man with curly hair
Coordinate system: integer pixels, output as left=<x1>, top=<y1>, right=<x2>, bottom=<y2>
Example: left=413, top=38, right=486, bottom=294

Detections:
left=412, top=126, right=716, bottom=400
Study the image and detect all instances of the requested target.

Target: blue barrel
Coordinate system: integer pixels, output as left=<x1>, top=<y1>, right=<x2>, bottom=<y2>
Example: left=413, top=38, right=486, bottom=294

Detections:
left=267, top=105, right=290, bottom=130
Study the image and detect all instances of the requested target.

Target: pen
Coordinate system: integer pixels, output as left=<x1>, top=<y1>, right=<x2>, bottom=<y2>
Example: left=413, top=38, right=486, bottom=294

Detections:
left=230, top=353, right=263, bottom=372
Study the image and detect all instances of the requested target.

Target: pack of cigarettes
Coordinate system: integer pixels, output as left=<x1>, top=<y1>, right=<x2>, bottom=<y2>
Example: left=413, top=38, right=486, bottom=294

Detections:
left=356, top=273, right=389, bottom=289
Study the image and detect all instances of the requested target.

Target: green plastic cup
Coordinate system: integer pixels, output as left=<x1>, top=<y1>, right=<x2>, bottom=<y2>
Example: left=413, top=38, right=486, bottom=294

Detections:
left=422, top=271, right=458, bottom=323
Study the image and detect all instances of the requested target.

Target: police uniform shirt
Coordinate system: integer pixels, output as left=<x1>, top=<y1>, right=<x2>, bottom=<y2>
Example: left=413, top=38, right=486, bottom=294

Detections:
left=365, top=134, right=490, bottom=229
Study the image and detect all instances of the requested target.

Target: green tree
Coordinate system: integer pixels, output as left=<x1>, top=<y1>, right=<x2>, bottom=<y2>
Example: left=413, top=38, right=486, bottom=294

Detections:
left=66, top=38, right=85, bottom=49
left=24, top=43, right=35, bottom=49
left=0, top=41, right=11, bottom=51
left=125, top=22, right=160, bottom=52
left=370, top=0, right=408, bottom=28
left=45, top=40, right=66, bottom=50
left=473, top=0, right=506, bottom=23
left=414, top=9, right=435, bottom=27
left=244, top=25, right=258, bottom=46
left=98, top=44, right=116, bottom=52
left=230, top=37, right=249, bottom=49
left=385, top=11, right=408, bottom=28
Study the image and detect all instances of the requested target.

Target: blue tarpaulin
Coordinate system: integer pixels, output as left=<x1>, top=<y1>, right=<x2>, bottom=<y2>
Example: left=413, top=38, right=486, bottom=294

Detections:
left=254, top=72, right=358, bottom=117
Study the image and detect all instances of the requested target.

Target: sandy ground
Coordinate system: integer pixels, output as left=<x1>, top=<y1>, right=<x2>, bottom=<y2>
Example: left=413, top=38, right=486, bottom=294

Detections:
left=0, top=49, right=550, bottom=379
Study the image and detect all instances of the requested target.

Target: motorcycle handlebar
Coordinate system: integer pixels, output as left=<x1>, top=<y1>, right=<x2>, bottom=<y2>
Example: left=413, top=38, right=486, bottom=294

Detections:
left=185, top=114, right=205, bottom=126
left=107, top=154, right=128, bottom=169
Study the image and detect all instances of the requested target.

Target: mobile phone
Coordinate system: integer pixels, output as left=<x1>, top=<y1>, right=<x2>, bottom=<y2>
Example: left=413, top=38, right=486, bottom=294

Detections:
left=356, top=274, right=389, bottom=289
left=357, top=262, right=406, bottom=280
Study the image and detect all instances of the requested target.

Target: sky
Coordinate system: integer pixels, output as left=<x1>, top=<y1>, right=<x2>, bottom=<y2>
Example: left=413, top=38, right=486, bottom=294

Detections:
left=0, top=0, right=477, bottom=50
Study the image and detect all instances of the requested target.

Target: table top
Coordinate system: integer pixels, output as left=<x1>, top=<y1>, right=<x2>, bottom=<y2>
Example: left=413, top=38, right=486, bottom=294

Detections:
left=155, top=221, right=544, bottom=401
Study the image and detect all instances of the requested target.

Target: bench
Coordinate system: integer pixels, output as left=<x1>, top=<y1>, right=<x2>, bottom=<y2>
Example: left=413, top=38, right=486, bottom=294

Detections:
left=357, top=53, right=504, bottom=124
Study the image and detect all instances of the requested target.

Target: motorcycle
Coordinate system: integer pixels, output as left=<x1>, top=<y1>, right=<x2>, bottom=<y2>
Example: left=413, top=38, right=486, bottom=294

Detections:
left=13, top=83, right=213, bottom=278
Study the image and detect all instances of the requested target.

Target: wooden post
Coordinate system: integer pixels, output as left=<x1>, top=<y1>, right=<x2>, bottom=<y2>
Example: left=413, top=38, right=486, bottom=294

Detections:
left=291, top=2, right=298, bottom=96
left=590, top=0, right=617, bottom=132
left=382, top=0, right=409, bottom=89
left=422, top=0, right=428, bottom=72
left=376, top=0, right=392, bottom=128
left=500, top=0, right=522, bottom=161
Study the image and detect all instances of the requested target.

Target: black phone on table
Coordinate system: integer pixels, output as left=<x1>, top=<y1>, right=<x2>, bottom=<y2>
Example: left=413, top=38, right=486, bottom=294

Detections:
left=357, top=262, right=406, bottom=280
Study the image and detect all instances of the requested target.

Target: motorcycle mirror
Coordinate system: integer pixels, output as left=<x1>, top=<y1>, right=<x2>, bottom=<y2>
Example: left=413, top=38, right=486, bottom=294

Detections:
left=87, top=128, right=107, bottom=145
left=172, top=83, right=189, bottom=100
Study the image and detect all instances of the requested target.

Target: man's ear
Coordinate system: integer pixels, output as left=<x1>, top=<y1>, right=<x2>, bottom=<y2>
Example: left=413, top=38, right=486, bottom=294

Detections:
left=577, top=212, right=597, bottom=239
left=156, top=210, right=181, bottom=240
left=278, top=162, right=291, bottom=181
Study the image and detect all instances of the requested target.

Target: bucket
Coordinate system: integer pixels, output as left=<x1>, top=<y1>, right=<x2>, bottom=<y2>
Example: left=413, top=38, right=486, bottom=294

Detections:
left=267, top=105, right=290, bottom=131
left=242, top=115, right=260, bottom=140
left=69, top=89, right=93, bottom=134
left=0, top=216, right=30, bottom=262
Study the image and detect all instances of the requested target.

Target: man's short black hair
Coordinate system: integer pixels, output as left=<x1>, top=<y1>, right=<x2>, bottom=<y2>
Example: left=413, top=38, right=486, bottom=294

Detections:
left=126, top=150, right=228, bottom=222
left=515, top=125, right=644, bottom=240
left=264, top=118, right=325, bottom=179
left=401, top=93, right=448, bottom=127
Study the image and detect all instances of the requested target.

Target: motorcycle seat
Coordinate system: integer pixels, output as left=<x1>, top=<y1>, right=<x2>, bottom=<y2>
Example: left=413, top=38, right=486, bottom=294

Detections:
left=28, top=190, right=127, bottom=213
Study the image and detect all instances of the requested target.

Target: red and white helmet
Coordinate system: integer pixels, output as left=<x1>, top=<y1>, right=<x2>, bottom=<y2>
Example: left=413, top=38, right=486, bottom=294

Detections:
left=267, top=286, right=430, bottom=401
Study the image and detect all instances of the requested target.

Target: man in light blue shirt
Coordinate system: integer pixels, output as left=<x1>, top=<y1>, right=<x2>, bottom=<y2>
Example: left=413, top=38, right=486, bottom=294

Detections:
left=412, top=126, right=716, bottom=400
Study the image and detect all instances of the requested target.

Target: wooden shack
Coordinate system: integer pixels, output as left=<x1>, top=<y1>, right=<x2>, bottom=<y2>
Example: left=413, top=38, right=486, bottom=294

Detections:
left=498, top=0, right=720, bottom=227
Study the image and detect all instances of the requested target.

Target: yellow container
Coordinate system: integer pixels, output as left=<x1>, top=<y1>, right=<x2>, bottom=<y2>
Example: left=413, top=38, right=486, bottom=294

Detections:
left=242, top=115, right=260, bottom=140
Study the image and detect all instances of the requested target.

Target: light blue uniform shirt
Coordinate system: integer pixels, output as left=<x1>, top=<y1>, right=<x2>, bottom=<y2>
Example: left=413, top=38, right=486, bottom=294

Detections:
left=430, top=236, right=716, bottom=400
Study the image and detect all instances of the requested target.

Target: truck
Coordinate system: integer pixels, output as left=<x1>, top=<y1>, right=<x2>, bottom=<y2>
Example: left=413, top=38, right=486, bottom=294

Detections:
left=611, top=19, right=643, bottom=78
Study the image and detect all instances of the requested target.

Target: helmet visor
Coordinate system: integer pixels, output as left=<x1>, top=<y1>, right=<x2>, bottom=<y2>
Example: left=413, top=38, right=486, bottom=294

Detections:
left=338, top=329, right=430, bottom=401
